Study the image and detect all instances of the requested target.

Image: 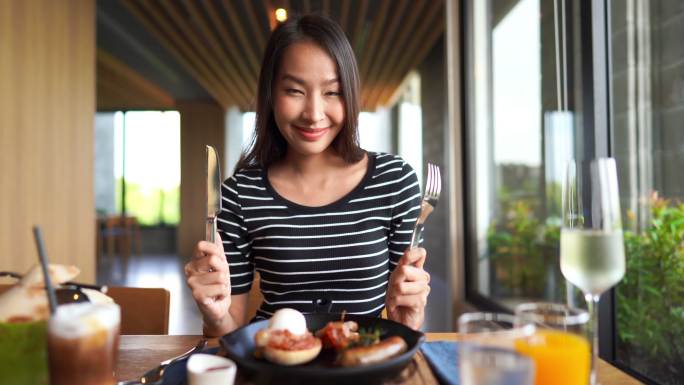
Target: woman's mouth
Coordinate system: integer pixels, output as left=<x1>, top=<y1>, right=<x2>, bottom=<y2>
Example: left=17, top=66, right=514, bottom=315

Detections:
left=294, top=125, right=330, bottom=141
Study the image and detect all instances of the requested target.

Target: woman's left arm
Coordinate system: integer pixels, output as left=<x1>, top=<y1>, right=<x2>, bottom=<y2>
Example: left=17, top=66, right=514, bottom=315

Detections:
left=386, top=247, right=431, bottom=330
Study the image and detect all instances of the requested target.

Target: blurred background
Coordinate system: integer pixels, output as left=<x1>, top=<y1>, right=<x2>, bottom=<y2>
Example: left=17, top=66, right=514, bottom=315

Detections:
left=1, top=1, right=683, bottom=384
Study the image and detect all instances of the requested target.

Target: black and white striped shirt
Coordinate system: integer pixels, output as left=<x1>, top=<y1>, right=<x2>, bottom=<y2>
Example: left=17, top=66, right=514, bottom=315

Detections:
left=218, top=152, right=421, bottom=320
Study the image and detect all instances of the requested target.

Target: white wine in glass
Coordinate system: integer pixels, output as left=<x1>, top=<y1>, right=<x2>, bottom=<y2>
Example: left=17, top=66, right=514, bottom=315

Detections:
left=560, top=229, right=625, bottom=295
left=560, top=158, right=626, bottom=385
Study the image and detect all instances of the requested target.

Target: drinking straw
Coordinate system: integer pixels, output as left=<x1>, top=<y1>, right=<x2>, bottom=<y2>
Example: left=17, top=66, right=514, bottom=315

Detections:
left=33, top=225, right=58, bottom=315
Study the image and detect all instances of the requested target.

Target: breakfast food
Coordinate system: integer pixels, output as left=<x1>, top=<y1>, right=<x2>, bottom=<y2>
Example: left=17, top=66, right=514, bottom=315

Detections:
left=254, top=308, right=322, bottom=366
left=253, top=310, right=410, bottom=368
left=315, top=315, right=408, bottom=367
left=0, top=264, right=114, bottom=323
left=0, top=264, right=80, bottom=323
left=336, top=336, right=408, bottom=367
left=315, top=320, right=360, bottom=350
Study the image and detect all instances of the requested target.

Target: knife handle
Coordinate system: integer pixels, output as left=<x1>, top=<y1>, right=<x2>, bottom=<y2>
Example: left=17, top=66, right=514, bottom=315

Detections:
left=206, top=217, right=217, bottom=243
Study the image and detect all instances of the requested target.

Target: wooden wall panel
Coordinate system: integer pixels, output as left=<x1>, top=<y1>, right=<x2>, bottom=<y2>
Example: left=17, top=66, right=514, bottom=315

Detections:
left=178, top=102, right=225, bottom=259
left=0, top=0, right=96, bottom=282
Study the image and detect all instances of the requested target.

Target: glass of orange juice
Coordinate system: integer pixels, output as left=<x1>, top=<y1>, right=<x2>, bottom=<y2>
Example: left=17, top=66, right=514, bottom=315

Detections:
left=514, top=303, right=591, bottom=385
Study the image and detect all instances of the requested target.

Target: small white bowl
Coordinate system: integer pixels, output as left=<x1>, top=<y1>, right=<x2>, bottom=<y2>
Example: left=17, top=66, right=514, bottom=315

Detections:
left=187, top=353, right=237, bottom=385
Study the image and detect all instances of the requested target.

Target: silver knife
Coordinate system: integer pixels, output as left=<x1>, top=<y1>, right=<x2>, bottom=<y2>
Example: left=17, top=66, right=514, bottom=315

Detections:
left=206, top=145, right=222, bottom=243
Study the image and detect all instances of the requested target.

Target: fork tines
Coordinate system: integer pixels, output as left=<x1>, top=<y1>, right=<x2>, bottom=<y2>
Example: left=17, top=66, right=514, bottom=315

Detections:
left=425, top=163, right=441, bottom=206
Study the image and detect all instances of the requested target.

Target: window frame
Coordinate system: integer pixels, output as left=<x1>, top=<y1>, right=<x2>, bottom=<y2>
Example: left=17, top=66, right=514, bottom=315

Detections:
left=115, top=109, right=182, bottom=228
left=460, top=0, right=657, bottom=383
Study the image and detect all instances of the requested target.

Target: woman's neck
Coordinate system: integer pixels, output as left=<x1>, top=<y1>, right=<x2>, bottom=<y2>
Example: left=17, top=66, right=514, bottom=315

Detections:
left=280, top=148, right=345, bottom=178
left=267, top=148, right=368, bottom=207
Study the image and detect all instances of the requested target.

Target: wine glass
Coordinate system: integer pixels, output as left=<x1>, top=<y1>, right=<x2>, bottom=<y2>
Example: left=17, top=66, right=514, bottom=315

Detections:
left=560, top=158, right=626, bottom=385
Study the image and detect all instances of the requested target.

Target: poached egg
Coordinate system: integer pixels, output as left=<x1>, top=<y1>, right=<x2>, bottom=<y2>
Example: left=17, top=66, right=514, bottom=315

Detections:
left=268, top=308, right=307, bottom=335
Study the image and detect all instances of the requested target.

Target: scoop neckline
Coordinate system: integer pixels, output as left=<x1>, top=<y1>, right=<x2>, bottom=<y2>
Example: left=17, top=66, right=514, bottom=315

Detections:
left=262, top=151, right=376, bottom=213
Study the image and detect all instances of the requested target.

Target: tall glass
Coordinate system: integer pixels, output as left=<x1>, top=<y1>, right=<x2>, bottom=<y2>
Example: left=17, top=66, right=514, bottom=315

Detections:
left=458, top=313, right=535, bottom=385
left=460, top=344, right=535, bottom=385
left=47, top=302, right=120, bottom=385
left=457, top=312, right=534, bottom=348
left=515, top=302, right=591, bottom=385
left=560, top=158, right=625, bottom=385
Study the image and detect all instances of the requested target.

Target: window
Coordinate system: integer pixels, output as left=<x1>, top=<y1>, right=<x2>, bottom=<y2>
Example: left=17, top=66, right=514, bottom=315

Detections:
left=611, top=1, right=684, bottom=383
left=464, top=0, right=684, bottom=383
left=113, top=111, right=181, bottom=226
left=464, top=0, right=569, bottom=308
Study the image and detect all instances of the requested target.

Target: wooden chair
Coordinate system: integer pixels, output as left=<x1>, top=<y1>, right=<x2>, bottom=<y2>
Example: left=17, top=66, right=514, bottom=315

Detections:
left=0, top=284, right=170, bottom=335
left=107, top=286, right=170, bottom=335
left=96, top=215, right=142, bottom=262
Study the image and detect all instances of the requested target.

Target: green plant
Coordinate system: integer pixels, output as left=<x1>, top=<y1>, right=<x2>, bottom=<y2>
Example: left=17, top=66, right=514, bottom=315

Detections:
left=486, top=201, right=560, bottom=298
left=617, top=193, right=684, bottom=383
left=115, top=179, right=180, bottom=225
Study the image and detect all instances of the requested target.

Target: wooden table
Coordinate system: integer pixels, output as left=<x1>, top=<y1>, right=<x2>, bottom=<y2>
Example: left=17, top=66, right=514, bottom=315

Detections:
left=117, top=335, right=643, bottom=384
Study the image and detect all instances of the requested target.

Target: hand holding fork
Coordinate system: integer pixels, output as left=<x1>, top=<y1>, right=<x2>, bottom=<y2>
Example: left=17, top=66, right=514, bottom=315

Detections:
left=386, top=163, right=441, bottom=329
left=409, top=163, right=442, bottom=252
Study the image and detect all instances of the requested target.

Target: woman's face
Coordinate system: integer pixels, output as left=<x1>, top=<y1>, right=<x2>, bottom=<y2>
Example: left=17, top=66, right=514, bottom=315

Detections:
left=272, top=40, right=345, bottom=158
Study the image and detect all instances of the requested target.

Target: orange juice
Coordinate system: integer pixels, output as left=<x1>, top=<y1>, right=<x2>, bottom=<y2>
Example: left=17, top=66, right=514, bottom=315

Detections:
left=515, top=329, right=590, bottom=385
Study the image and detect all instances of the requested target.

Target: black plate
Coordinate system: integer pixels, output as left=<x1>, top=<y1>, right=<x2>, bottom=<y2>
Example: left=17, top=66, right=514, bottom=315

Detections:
left=219, top=313, right=425, bottom=384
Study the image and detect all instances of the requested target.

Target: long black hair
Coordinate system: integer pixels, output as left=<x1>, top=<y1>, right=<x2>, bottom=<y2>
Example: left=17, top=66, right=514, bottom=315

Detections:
left=235, top=14, right=364, bottom=172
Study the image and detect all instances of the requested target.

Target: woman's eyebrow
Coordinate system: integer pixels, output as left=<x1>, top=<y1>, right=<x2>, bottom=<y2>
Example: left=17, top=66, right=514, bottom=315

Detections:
left=281, top=74, right=339, bottom=85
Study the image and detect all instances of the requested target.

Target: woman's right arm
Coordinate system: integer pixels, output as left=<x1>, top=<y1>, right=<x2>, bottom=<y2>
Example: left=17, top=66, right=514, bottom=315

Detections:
left=185, top=237, right=249, bottom=336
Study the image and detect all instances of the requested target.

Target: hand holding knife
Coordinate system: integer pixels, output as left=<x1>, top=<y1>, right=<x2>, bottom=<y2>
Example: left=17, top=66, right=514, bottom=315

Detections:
left=206, top=145, right=222, bottom=244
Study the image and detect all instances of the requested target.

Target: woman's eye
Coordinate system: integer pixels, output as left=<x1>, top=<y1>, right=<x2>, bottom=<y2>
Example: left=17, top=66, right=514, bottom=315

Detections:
left=326, top=91, right=342, bottom=97
left=286, top=88, right=303, bottom=95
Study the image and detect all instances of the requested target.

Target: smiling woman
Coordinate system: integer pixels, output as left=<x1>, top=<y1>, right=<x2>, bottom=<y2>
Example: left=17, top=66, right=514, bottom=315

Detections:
left=184, top=14, right=431, bottom=338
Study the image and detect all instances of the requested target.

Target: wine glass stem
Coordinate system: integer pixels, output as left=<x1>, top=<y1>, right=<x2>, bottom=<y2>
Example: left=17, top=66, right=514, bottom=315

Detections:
left=585, top=293, right=600, bottom=385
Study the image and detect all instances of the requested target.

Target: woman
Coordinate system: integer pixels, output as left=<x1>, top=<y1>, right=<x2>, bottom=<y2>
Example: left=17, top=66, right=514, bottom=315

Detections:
left=185, top=14, right=430, bottom=337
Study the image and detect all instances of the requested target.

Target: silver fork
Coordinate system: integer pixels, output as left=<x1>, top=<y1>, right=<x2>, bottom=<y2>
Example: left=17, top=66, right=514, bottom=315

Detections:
left=409, top=163, right=442, bottom=249
left=117, top=339, right=207, bottom=385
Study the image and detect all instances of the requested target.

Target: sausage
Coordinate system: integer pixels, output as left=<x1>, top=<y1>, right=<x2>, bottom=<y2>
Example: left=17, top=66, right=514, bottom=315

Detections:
left=337, top=336, right=408, bottom=367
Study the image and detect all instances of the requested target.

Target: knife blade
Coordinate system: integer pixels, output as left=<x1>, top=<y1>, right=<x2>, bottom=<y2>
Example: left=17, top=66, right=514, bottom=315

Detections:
left=206, top=145, right=222, bottom=243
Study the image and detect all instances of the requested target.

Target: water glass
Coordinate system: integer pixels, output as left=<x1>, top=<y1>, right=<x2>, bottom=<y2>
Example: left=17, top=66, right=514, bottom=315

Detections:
left=460, top=344, right=534, bottom=385
left=458, top=312, right=533, bottom=348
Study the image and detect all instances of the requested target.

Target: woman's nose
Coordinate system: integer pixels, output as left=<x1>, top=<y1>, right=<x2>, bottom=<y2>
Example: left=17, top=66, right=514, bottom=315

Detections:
left=301, top=95, right=325, bottom=123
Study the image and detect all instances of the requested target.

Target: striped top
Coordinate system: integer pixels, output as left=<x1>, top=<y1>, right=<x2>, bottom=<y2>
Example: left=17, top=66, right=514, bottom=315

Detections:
left=218, top=152, right=421, bottom=320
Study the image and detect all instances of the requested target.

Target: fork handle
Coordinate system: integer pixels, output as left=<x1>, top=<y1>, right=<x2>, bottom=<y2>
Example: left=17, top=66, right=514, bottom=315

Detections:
left=409, top=222, right=425, bottom=249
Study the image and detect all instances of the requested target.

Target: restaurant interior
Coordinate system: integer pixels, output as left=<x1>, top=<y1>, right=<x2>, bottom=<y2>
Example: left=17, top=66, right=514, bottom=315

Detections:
left=1, top=1, right=682, bottom=384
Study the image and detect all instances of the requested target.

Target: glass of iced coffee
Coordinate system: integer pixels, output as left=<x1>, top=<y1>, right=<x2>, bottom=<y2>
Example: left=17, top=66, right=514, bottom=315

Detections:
left=47, top=302, right=120, bottom=385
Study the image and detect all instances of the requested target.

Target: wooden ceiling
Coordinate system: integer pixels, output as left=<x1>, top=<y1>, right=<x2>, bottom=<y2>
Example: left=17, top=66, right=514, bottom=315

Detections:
left=97, top=49, right=175, bottom=110
left=116, top=0, right=445, bottom=111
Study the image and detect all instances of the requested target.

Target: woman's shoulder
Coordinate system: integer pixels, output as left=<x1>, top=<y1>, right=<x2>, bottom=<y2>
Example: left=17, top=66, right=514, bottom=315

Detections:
left=368, top=152, right=417, bottom=175
left=223, top=167, right=266, bottom=189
